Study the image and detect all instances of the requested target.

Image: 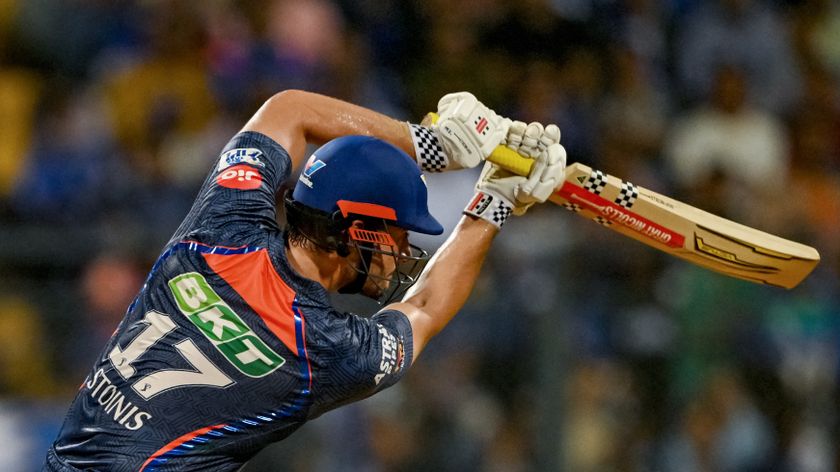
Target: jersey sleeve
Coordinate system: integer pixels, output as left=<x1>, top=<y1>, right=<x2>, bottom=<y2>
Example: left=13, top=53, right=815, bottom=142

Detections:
left=170, top=131, right=293, bottom=244
left=367, top=309, right=414, bottom=391
left=328, top=309, right=414, bottom=397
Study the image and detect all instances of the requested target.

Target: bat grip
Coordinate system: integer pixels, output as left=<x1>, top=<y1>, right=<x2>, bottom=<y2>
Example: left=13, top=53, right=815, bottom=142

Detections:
left=487, top=146, right=534, bottom=176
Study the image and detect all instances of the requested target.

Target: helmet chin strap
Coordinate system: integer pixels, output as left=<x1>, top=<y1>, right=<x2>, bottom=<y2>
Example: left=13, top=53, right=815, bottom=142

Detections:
left=338, top=243, right=373, bottom=295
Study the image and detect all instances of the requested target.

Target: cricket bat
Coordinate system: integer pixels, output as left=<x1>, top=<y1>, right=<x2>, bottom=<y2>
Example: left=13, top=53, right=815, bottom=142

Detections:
left=488, top=146, right=820, bottom=289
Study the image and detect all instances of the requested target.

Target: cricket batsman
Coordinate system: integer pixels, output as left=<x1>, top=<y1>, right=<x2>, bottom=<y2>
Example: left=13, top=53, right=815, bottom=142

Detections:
left=44, top=89, right=566, bottom=471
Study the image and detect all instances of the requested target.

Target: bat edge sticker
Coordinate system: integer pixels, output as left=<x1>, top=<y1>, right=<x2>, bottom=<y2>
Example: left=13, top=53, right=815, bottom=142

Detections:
left=557, top=181, right=686, bottom=248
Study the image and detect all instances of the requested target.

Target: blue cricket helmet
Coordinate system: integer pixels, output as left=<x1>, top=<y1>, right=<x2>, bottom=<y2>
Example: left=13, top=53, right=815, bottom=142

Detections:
left=291, top=135, right=444, bottom=235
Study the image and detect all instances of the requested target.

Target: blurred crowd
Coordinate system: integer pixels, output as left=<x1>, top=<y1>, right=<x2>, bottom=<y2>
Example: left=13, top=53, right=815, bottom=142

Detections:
left=0, top=0, right=839, bottom=470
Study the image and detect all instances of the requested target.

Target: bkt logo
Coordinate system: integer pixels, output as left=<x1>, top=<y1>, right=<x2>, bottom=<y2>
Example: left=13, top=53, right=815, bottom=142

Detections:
left=217, top=148, right=265, bottom=171
left=217, top=165, right=263, bottom=190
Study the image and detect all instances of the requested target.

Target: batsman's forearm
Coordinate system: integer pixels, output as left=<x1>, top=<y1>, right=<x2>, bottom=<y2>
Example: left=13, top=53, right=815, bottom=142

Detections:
left=243, top=90, right=414, bottom=168
left=296, top=92, right=412, bottom=152
left=390, top=216, right=497, bottom=356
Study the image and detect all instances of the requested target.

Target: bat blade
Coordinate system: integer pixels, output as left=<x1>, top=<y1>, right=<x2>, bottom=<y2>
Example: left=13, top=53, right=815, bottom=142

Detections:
left=488, top=147, right=820, bottom=288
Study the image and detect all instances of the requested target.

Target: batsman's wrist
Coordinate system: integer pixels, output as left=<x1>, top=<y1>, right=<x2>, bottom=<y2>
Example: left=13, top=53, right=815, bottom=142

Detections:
left=409, top=123, right=450, bottom=172
left=463, top=190, right=513, bottom=229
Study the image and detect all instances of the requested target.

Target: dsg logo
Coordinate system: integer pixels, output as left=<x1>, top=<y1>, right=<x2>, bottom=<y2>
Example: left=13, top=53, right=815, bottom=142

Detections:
left=216, top=164, right=263, bottom=190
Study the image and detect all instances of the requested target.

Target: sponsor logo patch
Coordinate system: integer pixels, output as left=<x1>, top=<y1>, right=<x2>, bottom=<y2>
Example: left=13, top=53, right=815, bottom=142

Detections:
left=299, top=154, right=326, bottom=188
left=169, top=272, right=285, bottom=377
left=217, top=148, right=265, bottom=171
left=217, top=164, right=263, bottom=190
left=374, top=324, right=405, bottom=385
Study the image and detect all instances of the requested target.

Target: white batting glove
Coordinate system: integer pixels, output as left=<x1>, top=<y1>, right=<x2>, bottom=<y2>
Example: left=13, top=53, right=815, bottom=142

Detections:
left=410, top=92, right=510, bottom=172
left=464, top=142, right=567, bottom=228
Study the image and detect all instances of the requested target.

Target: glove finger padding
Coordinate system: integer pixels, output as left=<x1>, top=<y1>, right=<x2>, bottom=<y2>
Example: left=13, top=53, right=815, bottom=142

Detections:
left=516, top=143, right=567, bottom=204
left=504, top=120, right=527, bottom=150
left=536, top=124, right=561, bottom=156
left=543, top=124, right=561, bottom=147
left=520, top=122, right=545, bottom=158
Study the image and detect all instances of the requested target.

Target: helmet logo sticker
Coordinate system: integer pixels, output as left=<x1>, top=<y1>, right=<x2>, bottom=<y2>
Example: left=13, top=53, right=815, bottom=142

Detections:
left=300, top=155, right=326, bottom=188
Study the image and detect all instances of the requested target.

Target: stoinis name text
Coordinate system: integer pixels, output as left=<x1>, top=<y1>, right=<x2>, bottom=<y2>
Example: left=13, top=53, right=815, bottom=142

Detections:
left=85, top=368, right=152, bottom=431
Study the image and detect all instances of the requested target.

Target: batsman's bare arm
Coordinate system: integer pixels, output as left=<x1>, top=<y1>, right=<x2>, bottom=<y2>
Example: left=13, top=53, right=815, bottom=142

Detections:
left=389, top=217, right=498, bottom=358
left=242, top=89, right=414, bottom=168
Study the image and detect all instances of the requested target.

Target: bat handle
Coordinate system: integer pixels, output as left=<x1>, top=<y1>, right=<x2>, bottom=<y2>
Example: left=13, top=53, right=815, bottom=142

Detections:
left=487, top=145, right=534, bottom=176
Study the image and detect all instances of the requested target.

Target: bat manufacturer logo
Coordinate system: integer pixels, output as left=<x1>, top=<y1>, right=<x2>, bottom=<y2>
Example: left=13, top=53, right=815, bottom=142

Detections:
left=217, top=165, right=263, bottom=190
left=694, top=234, right=778, bottom=272
left=560, top=182, right=685, bottom=248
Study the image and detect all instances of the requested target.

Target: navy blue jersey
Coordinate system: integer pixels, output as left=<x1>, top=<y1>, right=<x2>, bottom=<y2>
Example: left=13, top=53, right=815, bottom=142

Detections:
left=46, top=131, right=413, bottom=471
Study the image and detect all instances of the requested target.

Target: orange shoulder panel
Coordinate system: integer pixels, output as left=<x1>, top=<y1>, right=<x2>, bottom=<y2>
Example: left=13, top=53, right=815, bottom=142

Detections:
left=202, top=250, right=298, bottom=353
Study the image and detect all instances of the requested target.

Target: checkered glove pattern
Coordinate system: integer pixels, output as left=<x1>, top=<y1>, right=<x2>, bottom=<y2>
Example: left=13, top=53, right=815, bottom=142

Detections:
left=463, top=191, right=513, bottom=229
left=409, top=124, right=449, bottom=173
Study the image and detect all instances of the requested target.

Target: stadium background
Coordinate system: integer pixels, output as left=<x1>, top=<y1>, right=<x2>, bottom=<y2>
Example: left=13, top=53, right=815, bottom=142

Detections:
left=0, top=0, right=839, bottom=470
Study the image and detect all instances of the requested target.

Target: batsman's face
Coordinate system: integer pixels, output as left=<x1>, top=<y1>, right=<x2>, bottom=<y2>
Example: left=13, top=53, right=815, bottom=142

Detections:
left=361, top=227, right=410, bottom=299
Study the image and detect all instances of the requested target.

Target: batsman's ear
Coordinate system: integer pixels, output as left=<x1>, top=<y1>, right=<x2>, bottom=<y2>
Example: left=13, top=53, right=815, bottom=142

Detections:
left=335, top=239, right=350, bottom=257
left=327, top=231, right=350, bottom=257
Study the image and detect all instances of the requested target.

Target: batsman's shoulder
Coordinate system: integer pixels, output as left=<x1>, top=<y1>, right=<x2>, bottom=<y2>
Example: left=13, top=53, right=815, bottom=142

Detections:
left=219, top=129, right=293, bottom=177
